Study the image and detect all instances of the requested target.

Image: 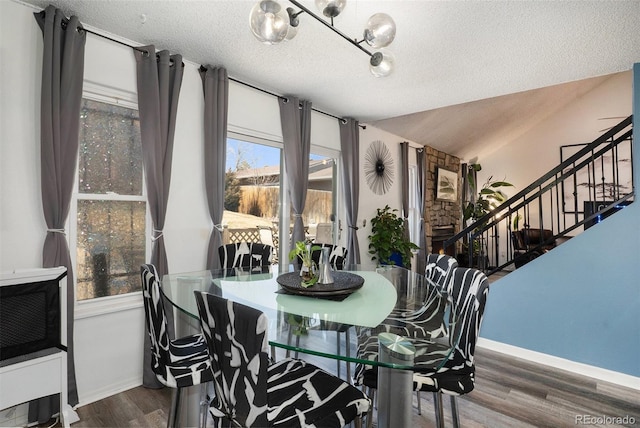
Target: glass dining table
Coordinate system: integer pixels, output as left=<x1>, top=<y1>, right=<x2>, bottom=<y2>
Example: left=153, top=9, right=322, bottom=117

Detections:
left=161, top=264, right=459, bottom=428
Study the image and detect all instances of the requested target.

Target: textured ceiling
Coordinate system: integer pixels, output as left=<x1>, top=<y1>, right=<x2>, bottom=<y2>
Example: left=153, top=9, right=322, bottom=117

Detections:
left=17, top=0, right=640, bottom=157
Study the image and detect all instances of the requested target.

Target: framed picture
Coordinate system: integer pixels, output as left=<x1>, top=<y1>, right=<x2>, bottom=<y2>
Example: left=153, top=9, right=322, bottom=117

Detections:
left=436, top=168, right=458, bottom=201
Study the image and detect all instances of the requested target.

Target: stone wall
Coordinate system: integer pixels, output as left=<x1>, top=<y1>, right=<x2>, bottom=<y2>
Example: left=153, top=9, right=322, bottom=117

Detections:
left=424, top=146, right=461, bottom=254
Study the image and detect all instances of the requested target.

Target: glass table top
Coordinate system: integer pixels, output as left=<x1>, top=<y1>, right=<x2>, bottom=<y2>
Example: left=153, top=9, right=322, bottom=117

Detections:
left=162, top=264, right=459, bottom=372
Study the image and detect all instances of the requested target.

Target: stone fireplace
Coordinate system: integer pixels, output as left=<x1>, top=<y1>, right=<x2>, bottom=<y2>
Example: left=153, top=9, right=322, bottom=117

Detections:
left=423, top=146, right=461, bottom=255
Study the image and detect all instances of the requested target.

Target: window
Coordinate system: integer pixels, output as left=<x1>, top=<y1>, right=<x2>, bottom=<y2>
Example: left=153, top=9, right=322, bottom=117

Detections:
left=223, top=136, right=281, bottom=259
left=223, top=135, right=339, bottom=263
left=304, top=153, right=337, bottom=244
left=72, top=96, right=146, bottom=301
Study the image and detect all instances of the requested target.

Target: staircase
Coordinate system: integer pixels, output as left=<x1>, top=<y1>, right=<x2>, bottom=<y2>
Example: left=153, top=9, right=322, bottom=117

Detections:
left=443, top=115, right=634, bottom=275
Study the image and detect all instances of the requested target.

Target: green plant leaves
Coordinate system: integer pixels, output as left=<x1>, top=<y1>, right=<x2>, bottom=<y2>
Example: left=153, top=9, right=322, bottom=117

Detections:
left=368, top=204, right=419, bottom=267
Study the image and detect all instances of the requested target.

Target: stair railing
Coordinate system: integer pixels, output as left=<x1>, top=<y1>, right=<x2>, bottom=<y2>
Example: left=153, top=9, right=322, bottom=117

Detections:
left=443, top=115, right=634, bottom=274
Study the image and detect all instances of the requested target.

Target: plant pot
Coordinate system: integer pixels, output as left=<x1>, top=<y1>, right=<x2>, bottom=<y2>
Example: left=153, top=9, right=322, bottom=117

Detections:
left=382, top=251, right=404, bottom=268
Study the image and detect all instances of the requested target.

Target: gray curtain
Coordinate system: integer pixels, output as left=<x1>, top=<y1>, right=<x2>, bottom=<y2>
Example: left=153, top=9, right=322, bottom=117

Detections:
left=400, top=142, right=410, bottom=243
left=339, top=119, right=361, bottom=265
left=199, top=65, right=229, bottom=270
left=415, top=148, right=427, bottom=273
left=31, top=5, right=85, bottom=423
left=135, top=46, right=183, bottom=387
left=279, top=97, right=312, bottom=247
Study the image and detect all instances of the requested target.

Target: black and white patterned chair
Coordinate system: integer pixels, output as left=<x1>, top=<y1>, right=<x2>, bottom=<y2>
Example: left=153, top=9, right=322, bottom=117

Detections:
left=140, top=264, right=214, bottom=428
left=218, top=242, right=273, bottom=269
left=352, top=268, right=452, bottom=425
left=412, top=253, right=459, bottom=413
left=413, top=267, right=490, bottom=428
left=194, top=290, right=371, bottom=428
left=311, top=243, right=348, bottom=270
left=425, top=253, right=458, bottom=289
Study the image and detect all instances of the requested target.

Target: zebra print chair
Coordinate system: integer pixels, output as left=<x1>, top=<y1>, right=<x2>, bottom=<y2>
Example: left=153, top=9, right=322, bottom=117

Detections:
left=194, top=290, right=371, bottom=428
left=218, top=242, right=273, bottom=269
left=311, top=243, right=348, bottom=270
left=413, top=267, right=490, bottom=428
left=425, top=253, right=458, bottom=289
left=140, top=264, right=213, bottom=428
left=412, top=253, right=458, bottom=414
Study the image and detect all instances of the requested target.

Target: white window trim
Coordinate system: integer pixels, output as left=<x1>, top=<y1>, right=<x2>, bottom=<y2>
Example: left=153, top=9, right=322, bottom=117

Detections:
left=70, top=83, right=149, bottom=316
left=408, top=165, right=420, bottom=245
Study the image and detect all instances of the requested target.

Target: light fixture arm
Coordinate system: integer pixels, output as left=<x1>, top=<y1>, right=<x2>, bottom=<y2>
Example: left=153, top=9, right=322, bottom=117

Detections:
left=288, top=0, right=373, bottom=58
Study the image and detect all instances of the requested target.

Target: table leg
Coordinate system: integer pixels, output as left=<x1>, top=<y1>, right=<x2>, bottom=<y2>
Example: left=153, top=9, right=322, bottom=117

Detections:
left=376, top=333, right=415, bottom=428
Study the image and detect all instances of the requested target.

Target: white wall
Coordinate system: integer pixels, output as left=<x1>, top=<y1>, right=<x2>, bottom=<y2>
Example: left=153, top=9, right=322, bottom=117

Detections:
left=474, top=70, right=639, bottom=378
left=476, top=71, right=632, bottom=200
left=0, top=0, right=414, bottom=405
left=357, top=127, right=420, bottom=269
left=472, top=72, right=632, bottom=268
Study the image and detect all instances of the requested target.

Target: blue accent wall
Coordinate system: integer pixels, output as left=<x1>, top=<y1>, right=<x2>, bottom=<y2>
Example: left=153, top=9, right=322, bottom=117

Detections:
left=480, top=63, right=640, bottom=377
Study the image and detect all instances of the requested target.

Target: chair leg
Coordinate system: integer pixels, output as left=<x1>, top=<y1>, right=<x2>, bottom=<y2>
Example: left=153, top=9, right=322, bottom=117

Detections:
left=199, top=383, right=211, bottom=428
left=168, top=388, right=182, bottom=428
left=450, top=395, right=460, bottom=428
left=346, top=329, right=351, bottom=382
left=366, top=387, right=375, bottom=428
left=354, top=414, right=363, bottom=428
left=433, top=392, right=444, bottom=428
left=336, top=331, right=341, bottom=377
left=286, top=325, right=293, bottom=358
left=416, top=390, right=422, bottom=415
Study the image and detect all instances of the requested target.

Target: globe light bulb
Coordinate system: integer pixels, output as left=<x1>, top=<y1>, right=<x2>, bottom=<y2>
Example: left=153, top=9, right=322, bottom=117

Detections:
left=369, top=49, right=394, bottom=78
left=315, top=0, right=347, bottom=18
left=249, top=0, right=290, bottom=45
left=363, top=13, right=396, bottom=48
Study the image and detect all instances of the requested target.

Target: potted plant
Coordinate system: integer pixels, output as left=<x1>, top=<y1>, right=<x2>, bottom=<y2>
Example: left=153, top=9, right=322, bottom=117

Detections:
left=462, top=164, right=514, bottom=226
left=459, top=163, right=514, bottom=268
left=288, top=240, right=321, bottom=287
left=368, top=205, right=419, bottom=267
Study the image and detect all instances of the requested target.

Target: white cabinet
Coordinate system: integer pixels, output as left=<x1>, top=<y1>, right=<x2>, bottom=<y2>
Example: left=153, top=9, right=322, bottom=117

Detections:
left=0, top=267, right=78, bottom=427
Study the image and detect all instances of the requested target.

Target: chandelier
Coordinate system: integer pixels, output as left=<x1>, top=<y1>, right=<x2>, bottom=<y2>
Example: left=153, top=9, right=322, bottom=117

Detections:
left=249, top=0, right=397, bottom=77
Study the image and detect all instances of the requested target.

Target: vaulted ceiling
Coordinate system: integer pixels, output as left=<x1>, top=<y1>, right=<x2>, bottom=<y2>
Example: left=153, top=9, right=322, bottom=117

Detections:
left=19, top=0, right=640, bottom=158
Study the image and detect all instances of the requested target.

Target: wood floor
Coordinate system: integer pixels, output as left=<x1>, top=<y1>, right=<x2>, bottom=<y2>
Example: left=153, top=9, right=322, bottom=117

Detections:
left=58, top=346, right=639, bottom=428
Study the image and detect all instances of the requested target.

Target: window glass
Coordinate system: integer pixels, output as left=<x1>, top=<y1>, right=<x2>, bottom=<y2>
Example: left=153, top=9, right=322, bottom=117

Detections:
left=223, top=138, right=281, bottom=261
left=78, top=100, right=143, bottom=195
left=76, top=200, right=146, bottom=300
left=75, top=98, right=146, bottom=300
left=304, top=154, right=336, bottom=244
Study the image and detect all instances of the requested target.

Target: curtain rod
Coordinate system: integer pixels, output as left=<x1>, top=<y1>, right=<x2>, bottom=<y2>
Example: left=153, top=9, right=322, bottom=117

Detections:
left=69, top=21, right=365, bottom=129
left=224, top=74, right=365, bottom=129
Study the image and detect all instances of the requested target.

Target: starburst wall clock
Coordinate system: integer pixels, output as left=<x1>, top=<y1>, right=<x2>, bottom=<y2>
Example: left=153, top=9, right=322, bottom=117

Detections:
left=364, top=140, right=394, bottom=195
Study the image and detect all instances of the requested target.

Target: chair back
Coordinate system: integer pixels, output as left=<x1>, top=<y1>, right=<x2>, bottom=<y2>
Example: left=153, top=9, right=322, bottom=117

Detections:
left=315, top=222, right=333, bottom=244
left=425, top=254, right=458, bottom=289
left=447, top=268, right=490, bottom=367
left=140, top=264, right=171, bottom=384
left=311, top=243, right=348, bottom=270
left=194, top=291, right=269, bottom=427
left=218, top=242, right=273, bottom=269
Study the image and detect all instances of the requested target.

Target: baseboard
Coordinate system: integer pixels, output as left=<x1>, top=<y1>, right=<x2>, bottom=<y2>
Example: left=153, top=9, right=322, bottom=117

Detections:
left=77, top=377, right=143, bottom=407
left=477, top=338, right=640, bottom=391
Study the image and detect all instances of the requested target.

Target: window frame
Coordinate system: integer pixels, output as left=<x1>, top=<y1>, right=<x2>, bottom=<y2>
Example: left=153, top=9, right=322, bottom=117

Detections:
left=70, top=82, right=150, bottom=316
left=225, top=130, right=342, bottom=269
left=408, top=165, right=420, bottom=246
